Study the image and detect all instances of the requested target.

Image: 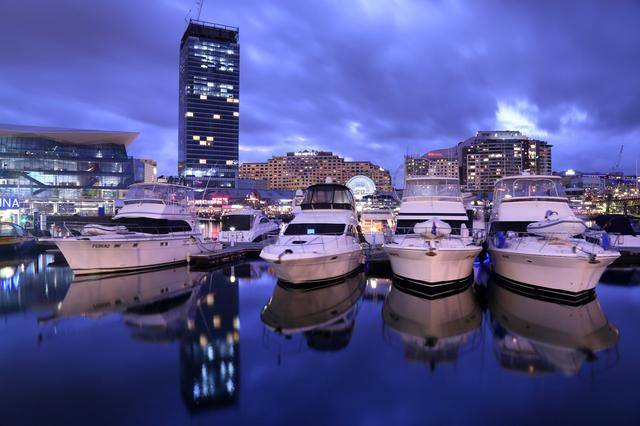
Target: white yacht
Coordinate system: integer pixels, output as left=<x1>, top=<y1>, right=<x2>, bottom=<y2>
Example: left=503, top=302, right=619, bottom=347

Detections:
left=488, top=175, right=619, bottom=296
left=359, top=206, right=395, bottom=246
left=382, top=282, right=481, bottom=366
left=489, top=283, right=619, bottom=375
left=53, top=183, right=220, bottom=275
left=383, top=177, right=483, bottom=286
left=217, top=208, right=279, bottom=244
left=260, top=182, right=364, bottom=284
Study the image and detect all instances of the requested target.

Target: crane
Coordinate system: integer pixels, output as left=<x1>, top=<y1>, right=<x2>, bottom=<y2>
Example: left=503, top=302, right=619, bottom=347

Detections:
left=612, top=145, right=624, bottom=173
left=185, top=0, right=204, bottom=22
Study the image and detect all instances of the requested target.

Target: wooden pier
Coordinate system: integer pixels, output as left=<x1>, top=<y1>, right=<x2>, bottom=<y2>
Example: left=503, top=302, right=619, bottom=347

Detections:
left=188, top=242, right=267, bottom=268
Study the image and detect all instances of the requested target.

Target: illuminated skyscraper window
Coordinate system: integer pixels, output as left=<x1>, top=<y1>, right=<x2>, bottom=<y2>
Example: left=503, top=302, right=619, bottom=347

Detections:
left=179, top=20, right=239, bottom=188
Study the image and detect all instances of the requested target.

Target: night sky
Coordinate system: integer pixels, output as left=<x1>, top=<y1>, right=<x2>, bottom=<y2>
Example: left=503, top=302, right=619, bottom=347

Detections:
left=0, top=0, right=638, bottom=180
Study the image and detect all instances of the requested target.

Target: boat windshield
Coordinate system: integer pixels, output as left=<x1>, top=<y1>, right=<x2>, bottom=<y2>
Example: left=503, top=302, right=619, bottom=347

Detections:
left=403, top=178, right=461, bottom=198
left=221, top=214, right=253, bottom=231
left=125, top=185, right=194, bottom=206
left=494, top=178, right=566, bottom=202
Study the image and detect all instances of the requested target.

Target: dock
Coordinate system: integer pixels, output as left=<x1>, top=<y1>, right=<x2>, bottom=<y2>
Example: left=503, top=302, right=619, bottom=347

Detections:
left=188, top=242, right=267, bottom=268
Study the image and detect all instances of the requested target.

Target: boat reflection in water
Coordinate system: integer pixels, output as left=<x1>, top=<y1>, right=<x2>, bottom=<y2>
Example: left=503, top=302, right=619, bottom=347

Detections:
left=489, top=281, right=619, bottom=375
left=49, top=267, right=206, bottom=324
left=43, top=265, right=241, bottom=412
left=261, top=272, right=366, bottom=352
left=382, top=278, right=482, bottom=369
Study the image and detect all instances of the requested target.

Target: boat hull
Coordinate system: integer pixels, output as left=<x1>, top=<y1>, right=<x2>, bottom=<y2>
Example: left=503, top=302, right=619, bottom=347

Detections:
left=263, top=249, right=363, bottom=284
left=489, top=248, right=619, bottom=294
left=55, top=236, right=215, bottom=275
left=384, top=245, right=481, bottom=285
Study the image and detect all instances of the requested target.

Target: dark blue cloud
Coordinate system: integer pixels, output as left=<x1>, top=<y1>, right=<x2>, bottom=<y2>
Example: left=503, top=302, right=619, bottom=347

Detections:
left=0, top=0, right=638, bottom=179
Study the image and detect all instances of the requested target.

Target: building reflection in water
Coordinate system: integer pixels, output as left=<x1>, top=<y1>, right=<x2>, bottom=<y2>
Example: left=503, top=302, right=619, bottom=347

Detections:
left=382, top=279, right=482, bottom=370
left=0, top=254, right=73, bottom=318
left=488, top=280, right=619, bottom=375
left=261, top=272, right=366, bottom=355
left=179, top=267, right=240, bottom=411
left=42, top=264, right=240, bottom=412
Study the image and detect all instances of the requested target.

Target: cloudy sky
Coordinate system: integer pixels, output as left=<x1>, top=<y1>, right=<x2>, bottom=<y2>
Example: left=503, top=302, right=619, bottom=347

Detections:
left=0, top=0, right=638, bottom=179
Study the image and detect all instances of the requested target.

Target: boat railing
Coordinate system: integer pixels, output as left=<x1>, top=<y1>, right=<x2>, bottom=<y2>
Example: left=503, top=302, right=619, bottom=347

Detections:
left=272, top=234, right=362, bottom=253
left=489, top=229, right=609, bottom=256
left=49, top=221, right=203, bottom=238
left=391, top=226, right=486, bottom=246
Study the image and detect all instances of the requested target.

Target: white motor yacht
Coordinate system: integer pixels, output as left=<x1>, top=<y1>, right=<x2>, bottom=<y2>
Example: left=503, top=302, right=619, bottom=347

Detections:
left=488, top=175, right=619, bottom=296
left=359, top=206, right=395, bottom=246
left=489, top=283, right=619, bottom=375
left=217, top=208, right=279, bottom=244
left=382, top=282, right=481, bottom=366
left=53, top=183, right=220, bottom=275
left=260, top=182, right=364, bottom=284
left=383, top=177, right=483, bottom=286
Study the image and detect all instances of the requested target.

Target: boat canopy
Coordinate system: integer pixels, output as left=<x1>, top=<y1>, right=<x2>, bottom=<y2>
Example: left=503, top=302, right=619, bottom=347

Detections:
left=125, top=183, right=194, bottom=206
left=300, top=184, right=355, bottom=211
left=403, top=177, right=461, bottom=199
left=494, top=176, right=566, bottom=203
left=594, top=214, right=638, bottom=236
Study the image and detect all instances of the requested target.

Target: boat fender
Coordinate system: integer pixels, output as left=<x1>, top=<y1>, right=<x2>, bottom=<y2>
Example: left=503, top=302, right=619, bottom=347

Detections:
left=460, top=223, right=469, bottom=238
left=600, top=232, right=610, bottom=250
left=493, top=232, right=506, bottom=248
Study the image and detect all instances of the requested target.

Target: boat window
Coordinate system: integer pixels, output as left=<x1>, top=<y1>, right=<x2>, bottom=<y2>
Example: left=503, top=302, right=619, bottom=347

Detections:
left=221, top=215, right=252, bottom=231
left=259, top=217, right=270, bottom=224
left=0, top=223, right=17, bottom=237
left=283, top=223, right=346, bottom=236
left=404, top=179, right=460, bottom=198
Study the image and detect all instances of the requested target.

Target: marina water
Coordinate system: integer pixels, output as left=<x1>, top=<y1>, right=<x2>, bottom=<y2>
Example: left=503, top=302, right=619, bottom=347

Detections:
left=1, top=254, right=639, bottom=425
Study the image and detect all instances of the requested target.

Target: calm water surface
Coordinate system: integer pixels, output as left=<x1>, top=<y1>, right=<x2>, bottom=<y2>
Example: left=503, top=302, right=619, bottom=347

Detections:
left=1, top=255, right=639, bottom=425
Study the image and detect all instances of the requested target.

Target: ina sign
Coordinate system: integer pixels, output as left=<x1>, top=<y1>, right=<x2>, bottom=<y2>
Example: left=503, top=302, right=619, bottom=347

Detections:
left=0, top=197, right=20, bottom=209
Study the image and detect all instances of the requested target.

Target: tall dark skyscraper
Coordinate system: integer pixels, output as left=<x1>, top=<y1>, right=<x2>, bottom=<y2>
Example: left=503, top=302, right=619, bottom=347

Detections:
left=179, top=20, right=239, bottom=188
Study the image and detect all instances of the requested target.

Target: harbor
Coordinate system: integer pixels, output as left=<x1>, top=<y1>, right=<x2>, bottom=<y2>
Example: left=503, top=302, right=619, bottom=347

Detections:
left=1, top=0, right=639, bottom=424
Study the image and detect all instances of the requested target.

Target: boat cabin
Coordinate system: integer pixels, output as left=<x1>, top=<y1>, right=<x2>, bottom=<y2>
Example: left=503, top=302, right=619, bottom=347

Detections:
left=221, top=209, right=270, bottom=232
left=490, top=176, right=572, bottom=234
left=300, top=184, right=356, bottom=211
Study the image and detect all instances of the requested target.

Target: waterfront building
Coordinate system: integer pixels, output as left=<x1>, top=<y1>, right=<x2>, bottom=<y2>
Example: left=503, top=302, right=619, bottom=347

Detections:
left=179, top=20, right=240, bottom=188
left=239, top=150, right=393, bottom=191
left=133, top=158, right=157, bottom=183
left=404, top=147, right=459, bottom=178
left=460, top=131, right=551, bottom=193
left=0, top=124, right=138, bottom=223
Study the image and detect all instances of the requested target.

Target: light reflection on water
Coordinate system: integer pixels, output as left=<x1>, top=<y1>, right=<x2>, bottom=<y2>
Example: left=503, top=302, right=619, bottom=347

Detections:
left=0, top=254, right=639, bottom=425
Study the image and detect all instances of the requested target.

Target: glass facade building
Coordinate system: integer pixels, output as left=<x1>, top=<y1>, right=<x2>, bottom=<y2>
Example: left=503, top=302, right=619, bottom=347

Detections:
left=179, top=20, right=240, bottom=188
left=0, top=124, right=138, bottom=219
